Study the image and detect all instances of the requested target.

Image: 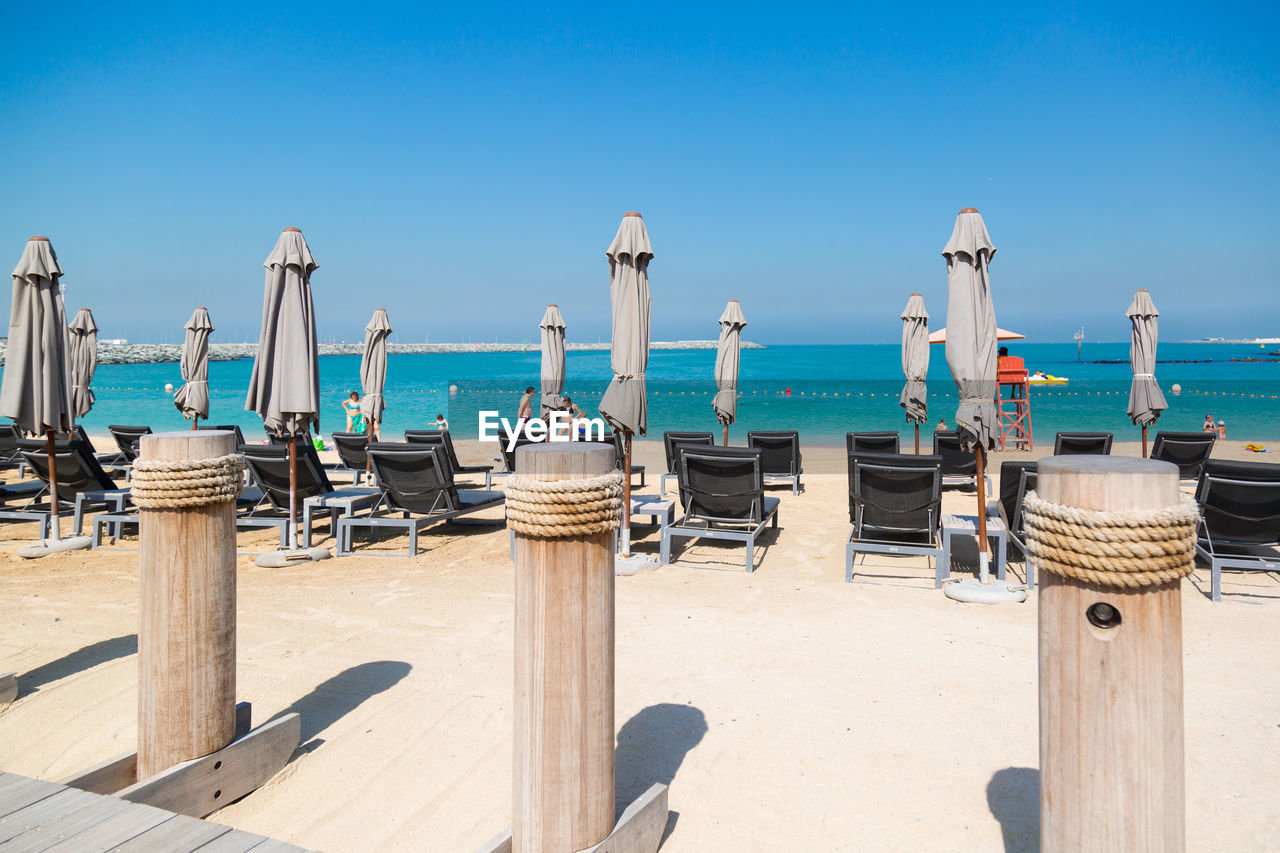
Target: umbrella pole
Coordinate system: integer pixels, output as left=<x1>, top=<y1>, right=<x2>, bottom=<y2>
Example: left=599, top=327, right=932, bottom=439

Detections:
left=621, top=432, right=633, bottom=557
left=46, top=431, right=60, bottom=541
left=1142, top=425, right=1148, bottom=458
left=288, top=433, right=298, bottom=551
left=975, top=443, right=989, bottom=584
left=914, top=422, right=920, bottom=455
left=192, top=415, right=199, bottom=431
left=722, top=424, right=728, bottom=447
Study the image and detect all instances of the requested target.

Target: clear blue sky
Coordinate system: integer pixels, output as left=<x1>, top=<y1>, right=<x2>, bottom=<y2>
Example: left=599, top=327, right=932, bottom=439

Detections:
left=3, top=2, right=1276, bottom=345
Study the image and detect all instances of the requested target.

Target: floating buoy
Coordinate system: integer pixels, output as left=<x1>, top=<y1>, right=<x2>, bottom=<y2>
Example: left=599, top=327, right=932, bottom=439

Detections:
left=164, top=383, right=174, bottom=392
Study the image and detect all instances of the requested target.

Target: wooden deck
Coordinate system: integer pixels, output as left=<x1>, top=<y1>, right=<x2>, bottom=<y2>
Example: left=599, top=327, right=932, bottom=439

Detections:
left=0, top=772, right=310, bottom=852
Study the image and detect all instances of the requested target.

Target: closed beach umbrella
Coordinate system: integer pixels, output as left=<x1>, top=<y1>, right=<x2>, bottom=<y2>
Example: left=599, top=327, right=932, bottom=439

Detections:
left=68, top=308, right=98, bottom=420
left=246, top=227, right=320, bottom=556
left=941, top=209, right=1021, bottom=602
left=943, top=210, right=999, bottom=452
left=899, top=293, right=929, bottom=452
left=599, top=212, right=652, bottom=437
left=1125, top=289, right=1168, bottom=457
left=246, top=227, right=320, bottom=438
left=598, top=212, right=653, bottom=559
left=0, top=236, right=77, bottom=547
left=174, top=307, right=214, bottom=426
left=713, top=299, right=747, bottom=444
left=538, top=304, right=566, bottom=418
left=0, top=237, right=73, bottom=437
left=360, top=308, right=392, bottom=440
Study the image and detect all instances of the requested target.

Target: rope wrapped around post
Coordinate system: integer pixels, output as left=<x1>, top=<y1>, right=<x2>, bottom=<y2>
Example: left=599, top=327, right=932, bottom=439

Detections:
left=505, top=471, right=624, bottom=539
left=1022, top=491, right=1200, bottom=589
left=130, top=453, right=246, bottom=509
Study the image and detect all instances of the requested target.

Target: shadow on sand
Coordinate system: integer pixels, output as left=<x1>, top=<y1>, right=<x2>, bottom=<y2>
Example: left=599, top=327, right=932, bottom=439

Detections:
left=268, top=660, right=412, bottom=748
left=17, top=634, right=137, bottom=695
left=615, top=703, right=708, bottom=842
left=987, top=766, right=1040, bottom=852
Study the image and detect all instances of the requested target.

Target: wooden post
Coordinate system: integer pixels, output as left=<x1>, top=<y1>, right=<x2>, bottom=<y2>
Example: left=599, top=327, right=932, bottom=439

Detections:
left=914, top=422, right=920, bottom=455
left=1037, top=456, right=1184, bottom=852
left=620, top=433, right=633, bottom=557
left=1142, top=424, right=1149, bottom=458
left=974, top=443, right=989, bottom=576
left=45, top=431, right=61, bottom=539
left=137, top=430, right=237, bottom=780
left=513, top=442, right=615, bottom=853
left=722, top=424, right=728, bottom=446
left=287, top=432, right=299, bottom=550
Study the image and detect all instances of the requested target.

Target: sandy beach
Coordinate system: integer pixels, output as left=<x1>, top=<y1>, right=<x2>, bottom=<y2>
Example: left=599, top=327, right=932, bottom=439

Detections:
left=1, top=437, right=1277, bottom=851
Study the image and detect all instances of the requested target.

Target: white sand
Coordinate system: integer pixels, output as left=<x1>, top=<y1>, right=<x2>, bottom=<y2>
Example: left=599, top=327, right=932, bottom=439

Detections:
left=1, top=439, right=1277, bottom=850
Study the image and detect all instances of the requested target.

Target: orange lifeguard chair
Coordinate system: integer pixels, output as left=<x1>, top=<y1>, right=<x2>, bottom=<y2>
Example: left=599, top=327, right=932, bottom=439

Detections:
left=996, top=354, right=1033, bottom=450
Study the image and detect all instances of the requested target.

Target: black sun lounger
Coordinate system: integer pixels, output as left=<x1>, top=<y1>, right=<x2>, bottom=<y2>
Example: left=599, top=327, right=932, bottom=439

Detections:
left=845, top=453, right=943, bottom=583
left=1195, top=459, right=1280, bottom=602
left=336, top=443, right=505, bottom=557
left=661, top=446, right=779, bottom=572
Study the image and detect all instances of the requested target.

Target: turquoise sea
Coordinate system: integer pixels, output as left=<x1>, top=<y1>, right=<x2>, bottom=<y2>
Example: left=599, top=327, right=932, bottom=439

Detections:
left=17, top=342, right=1280, bottom=446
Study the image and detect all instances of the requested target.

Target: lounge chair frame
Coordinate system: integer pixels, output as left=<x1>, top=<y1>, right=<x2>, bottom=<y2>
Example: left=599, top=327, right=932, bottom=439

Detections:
left=660, top=447, right=779, bottom=572
left=336, top=445, right=504, bottom=557
left=1194, top=467, right=1280, bottom=602
left=1052, top=431, right=1114, bottom=456
left=660, top=432, right=715, bottom=495
left=239, top=444, right=381, bottom=549
left=746, top=430, right=803, bottom=495
left=931, top=431, right=992, bottom=492
left=1151, top=431, right=1217, bottom=483
left=845, top=454, right=944, bottom=584
left=845, top=431, right=901, bottom=455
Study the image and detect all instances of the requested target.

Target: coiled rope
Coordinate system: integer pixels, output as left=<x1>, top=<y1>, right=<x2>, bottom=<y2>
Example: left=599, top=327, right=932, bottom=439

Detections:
left=505, top=471, right=624, bottom=538
left=130, top=453, right=246, bottom=509
left=1022, top=491, right=1200, bottom=589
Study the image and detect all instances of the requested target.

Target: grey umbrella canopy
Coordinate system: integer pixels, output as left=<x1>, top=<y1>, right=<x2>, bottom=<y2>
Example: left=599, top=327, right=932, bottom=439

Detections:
left=940, top=209, right=1024, bottom=603
left=68, top=308, right=98, bottom=420
left=538, top=304, right=567, bottom=418
left=1125, top=289, right=1167, bottom=429
left=174, top=307, right=214, bottom=423
left=360, top=308, right=392, bottom=436
left=713, top=299, right=747, bottom=432
left=598, top=213, right=653, bottom=437
left=246, top=228, right=320, bottom=437
left=943, top=210, right=999, bottom=451
left=0, top=237, right=74, bottom=436
left=899, top=293, right=929, bottom=425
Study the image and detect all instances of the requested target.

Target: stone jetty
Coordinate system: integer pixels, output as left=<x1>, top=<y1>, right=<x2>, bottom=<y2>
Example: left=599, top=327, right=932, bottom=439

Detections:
left=0, top=339, right=762, bottom=367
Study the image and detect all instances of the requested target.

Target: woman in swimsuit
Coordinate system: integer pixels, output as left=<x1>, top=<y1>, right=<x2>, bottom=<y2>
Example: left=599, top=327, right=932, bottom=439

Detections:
left=343, top=392, right=363, bottom=433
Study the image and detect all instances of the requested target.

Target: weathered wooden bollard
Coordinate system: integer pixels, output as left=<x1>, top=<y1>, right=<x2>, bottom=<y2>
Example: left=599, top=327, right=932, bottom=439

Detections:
left=1029, top=456, right=1197, bottom=852
left=137, top=430, right=239, bottom=777
left=62, top=430, right=300, bottom=817
left=482, top=442, right=668, bottom=853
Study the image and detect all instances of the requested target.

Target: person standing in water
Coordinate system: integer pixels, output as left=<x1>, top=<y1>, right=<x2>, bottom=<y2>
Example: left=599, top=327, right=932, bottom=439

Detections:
left=435, top=413, right=449, bottom=431
left=1203, top=414, right=1216, bottom=433
left=343, top=391, right=363, bottom=432
left=562, top=396, right=587, bottom=437
left=517, top=386, right=535, bottom=429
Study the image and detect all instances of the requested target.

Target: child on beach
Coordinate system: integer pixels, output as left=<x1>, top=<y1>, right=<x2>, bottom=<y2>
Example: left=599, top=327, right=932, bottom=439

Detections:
left=1217, top=420, right=1227, bottom=439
